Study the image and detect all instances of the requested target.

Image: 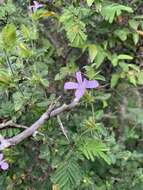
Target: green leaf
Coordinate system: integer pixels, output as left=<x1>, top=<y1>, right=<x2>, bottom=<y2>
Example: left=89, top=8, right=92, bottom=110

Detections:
left=39, top=144, right=50, bottom=162
left=18, top=43, right=32, bottom=58
left=95, top=93, right=111, bottom=101
left=119, top=62, right=129, bottom=71
left=79, top=138, right=111, bottom=164
left=101, top=3, right=133, bottom=23
left=87, top=0, right=94, bottom=7
left=21, top=24, right=31, bottom=39
left=13, top=92, right=25, bottom=111
left=133, top=33, right=139, bottom=45
left=129, top=19, right=139, bottom=30
left=128, top=108, right=143, bottom=124
left=0, top=69, right=13, bottom=87
left=94, top=46, right=107, bottom=68
left=138, top=71, right=143, bottom=85
left=110, top=54, right=133, bottom=66
left=2, top=23, right=16, bottom=50
left=128, top=64, right=139, bottom=72
left=60, top=7, right=87, bottom=47
left=85, top=65, right=96, bottom=79
left=95, top=110, right=104, bottom=120
left=114, top=28, right=129, bottom=41
left=118, top=54, right=133, bottom=60
left=111, top=74, right=120, bottom=88
left=52, top=159, right=82, bottom=190
left=111, top=54, right=118, bottom=66
left=128, top=75, right=136, bottom=85
left=0, top=128, right=20, bottom=138
left=88, top=44, right=97, bottom=62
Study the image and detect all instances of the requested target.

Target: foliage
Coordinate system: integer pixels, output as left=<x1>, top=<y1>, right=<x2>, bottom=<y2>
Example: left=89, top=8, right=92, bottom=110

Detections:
left=0, top=0, right=143, bottom=190
left=52, top=158, right=82, bottom=190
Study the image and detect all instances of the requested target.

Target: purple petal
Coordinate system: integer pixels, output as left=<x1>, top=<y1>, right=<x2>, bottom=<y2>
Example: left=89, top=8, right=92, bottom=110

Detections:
left=64, top=82, right=78, bottom=90
left=0, top=154, right=3, bottom=161
left=76, top=72, right=83, bottom=85
left=1, top=161, right=9, bottom=170
left=34, top=1, right=43, bottom=8
left=37, top=4, right=43, bottom=8
left=75, top=88, right=85, bottom=100
left=29, top=1, right=43, bottom=12
left=84, top=79, right=99, bottom=89
left=33, top=1, right=39, bottom=6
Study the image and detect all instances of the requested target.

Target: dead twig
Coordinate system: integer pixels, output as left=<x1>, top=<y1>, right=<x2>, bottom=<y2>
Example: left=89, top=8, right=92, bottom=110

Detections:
left=0, top=99, right=78, bottom=150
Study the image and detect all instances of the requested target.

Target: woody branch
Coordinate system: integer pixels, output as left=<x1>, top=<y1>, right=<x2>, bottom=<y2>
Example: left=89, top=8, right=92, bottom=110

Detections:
left=0, top=99, right=78, bottom=150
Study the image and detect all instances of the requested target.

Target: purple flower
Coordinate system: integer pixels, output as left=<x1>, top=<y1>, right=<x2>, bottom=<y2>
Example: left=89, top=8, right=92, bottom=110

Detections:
left=29, top=1, right=43, bottom=12
left=64, top=71, right=99, bottom=100
left=0, top=153, right=9, bottom=170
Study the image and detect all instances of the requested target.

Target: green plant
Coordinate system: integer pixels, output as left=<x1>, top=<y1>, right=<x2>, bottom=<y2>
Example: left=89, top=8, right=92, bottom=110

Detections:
left=0, top=0, right=142, bottom=189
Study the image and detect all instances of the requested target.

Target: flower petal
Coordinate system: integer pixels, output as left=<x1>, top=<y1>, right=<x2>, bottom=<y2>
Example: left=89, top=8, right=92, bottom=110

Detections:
left=33, top=1, right=39, bottom=6
left=64, top=82, right=78, bottom=90
left=37, top=4, right=43, bottom=8
left=0, top=154, right=3, bottom=161
left=76, top=71, right=83, bottom=84
left=30, top=1, right=43, bottom=12
left=84, top=79, right=99, bottom=89
left=1, top=161, right=9, bottom=170
left=75, top=88, right=85, bottom=100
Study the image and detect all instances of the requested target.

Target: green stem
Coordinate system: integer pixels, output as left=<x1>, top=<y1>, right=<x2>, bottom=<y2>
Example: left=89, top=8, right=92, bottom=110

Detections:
left=4, top=50, right=15, bottom=76
left=4, top=50, right=24, bottom=97
left=91, top=103, right=95, bottom=119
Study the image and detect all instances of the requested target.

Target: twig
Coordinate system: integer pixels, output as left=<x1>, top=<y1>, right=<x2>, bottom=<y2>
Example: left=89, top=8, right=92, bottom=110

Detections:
left=0, top=120, right=27, bottom=130
left=57, top=115, right=69, bottom=141
left=0, top=120, right=44, bottom=137
left=0, top=99, right=78, bottom=150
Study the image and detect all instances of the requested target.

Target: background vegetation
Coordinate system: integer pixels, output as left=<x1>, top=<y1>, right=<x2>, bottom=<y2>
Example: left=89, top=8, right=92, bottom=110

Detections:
left=0, top=0, right=143, bottom=189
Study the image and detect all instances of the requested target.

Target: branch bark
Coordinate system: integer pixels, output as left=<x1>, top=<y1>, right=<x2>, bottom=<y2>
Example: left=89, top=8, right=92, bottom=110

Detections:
left=0, top=120, right=27, bottom=130
left=0, top=100, right=78, bottom=150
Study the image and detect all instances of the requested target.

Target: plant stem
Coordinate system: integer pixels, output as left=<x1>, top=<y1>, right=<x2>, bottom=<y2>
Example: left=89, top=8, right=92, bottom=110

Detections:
left=4, top=50, right=24, bottom=96
left=91, top=103, right=95, bottom=119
